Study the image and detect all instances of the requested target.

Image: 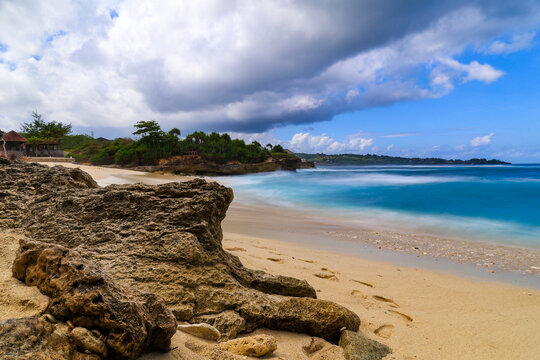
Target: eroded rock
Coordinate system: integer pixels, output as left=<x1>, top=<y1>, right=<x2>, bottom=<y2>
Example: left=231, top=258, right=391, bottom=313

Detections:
left=339, top=330, right=391, bottom=360
left=1, top=160, right=360, bottom=341
left=0, top=315, right=74, bottom=360
left=12, top=239, right=177, bottom=359
left=220, top=334, right=278, bottom=357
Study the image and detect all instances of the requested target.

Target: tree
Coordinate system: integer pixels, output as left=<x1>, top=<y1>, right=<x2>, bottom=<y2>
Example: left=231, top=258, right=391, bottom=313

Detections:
left=133, top=120, right=164, bottom=139
left=20, top=111, right=72, bottom=156
left=272, top=144, right=284, bottom=153
left=168, top=128, right=181, bottom=137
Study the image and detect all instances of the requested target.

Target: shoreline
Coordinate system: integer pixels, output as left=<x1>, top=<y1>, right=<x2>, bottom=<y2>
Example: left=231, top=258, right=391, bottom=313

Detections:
left=39, top=161, right=540, bottom=285
left=223, top=202, right=540, bottom=286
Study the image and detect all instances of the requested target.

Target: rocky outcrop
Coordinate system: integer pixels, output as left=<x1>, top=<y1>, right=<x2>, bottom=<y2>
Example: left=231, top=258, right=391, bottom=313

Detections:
left=12, top=239, right=177, bottom=359
left=0, top=159, right=360, bottom=344
left=142, top=154, right=313, bottom=175
left=155, top=155, right=282, bottom=175
left=339, top=330, right=391, bottom=360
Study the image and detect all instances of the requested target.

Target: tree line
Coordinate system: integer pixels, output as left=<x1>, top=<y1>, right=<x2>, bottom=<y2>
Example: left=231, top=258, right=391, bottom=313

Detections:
left=21, top=117, right=290, bottom=165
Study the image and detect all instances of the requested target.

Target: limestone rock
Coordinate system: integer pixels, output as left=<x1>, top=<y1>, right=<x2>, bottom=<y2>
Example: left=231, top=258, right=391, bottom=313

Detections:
left=339, top=330, right=391, bottom=360
left=220, top=334, right=278, bottom=357
left=193, top=310, right=246, bottom=340
left=71, top=327, right=107, bottom=357
left=0, top=160, right=360, bottom=341
left=12, top=239, right=177, bottom=359
left=178, top=323, right=221, bottom=341
left=0, top=316, right=74, bottom=359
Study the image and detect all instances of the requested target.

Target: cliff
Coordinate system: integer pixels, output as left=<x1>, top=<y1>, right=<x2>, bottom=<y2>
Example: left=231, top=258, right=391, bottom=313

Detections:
left=133, top=153, right=315, bottom=175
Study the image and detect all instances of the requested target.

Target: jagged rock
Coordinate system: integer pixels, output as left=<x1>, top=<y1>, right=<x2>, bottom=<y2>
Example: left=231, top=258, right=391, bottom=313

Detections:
left=11, top=239, right=177, bottom=359
left=71, top=327, right=107, bottom=357
left=178, top=323, right=221, bottom=341
left=220, top=334, right=278, bottom=357
left=0, top=315, right=75, bottom=359
left=0, top=160, right=360, bottom=341
left=339, top=330, right=391, bottom=360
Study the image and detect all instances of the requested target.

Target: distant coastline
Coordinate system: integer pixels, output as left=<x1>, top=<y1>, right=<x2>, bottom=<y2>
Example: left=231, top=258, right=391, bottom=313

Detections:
left=296, top=153, right=510, bottom=166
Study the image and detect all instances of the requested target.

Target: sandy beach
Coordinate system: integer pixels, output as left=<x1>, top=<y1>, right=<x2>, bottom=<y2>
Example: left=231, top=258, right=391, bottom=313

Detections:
left=5, top=162, right=538, bottom=360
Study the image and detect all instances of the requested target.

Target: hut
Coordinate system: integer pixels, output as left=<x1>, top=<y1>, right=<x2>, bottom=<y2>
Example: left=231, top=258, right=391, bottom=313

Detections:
left=25, top=141, right=63, bottom=157
left=0, top=131, right=27, bottom=160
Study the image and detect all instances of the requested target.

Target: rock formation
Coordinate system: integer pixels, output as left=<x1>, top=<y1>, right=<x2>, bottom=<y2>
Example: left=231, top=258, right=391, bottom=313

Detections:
left=0, top=159, right=360, bottom=350
left=11, top=239, right=177, bottom=359
left=339, top=330, right=391, bottom=360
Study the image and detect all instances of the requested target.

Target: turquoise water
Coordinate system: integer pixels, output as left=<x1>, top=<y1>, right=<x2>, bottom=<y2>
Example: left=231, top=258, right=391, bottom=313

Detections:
left=218, top=165, right=540, bottom=247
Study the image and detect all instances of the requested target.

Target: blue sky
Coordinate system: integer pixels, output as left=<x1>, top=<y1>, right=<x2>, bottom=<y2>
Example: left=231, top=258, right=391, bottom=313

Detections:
left=272, top=43, right=540, bottom=162
left=1, top=1, right=540, bottom=162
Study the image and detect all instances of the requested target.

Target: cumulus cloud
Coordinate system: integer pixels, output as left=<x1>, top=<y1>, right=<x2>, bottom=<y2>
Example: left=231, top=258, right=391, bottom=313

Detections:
left=471, top=133, right=495, bottom=146
left=288, top=132, right=373, bottom=154
left=0, top=1, right=539, bottom=133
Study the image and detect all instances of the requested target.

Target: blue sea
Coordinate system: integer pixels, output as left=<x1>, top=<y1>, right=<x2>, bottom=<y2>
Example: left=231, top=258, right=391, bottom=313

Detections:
left=218, top=165, right=540, bottom=248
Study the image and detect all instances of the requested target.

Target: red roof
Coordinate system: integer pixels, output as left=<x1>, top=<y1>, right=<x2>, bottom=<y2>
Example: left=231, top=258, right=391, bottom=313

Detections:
left=0, top=130, right=27, bottom=142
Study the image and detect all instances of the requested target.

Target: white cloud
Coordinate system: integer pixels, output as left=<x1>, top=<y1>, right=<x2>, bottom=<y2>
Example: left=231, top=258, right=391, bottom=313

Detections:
left=484, top=32, right=536, bottom=54
left=0, top=1, right=539, bottom=133
left=288, top=132, right=373, bottom=154
left=386, top=144, right=394, bottom=152
left=471, top=133, right=494, bottom=146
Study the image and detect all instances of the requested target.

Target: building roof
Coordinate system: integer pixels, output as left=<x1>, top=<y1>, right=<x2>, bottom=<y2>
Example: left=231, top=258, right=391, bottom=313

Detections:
left=0, top=130, right=27, bottom=142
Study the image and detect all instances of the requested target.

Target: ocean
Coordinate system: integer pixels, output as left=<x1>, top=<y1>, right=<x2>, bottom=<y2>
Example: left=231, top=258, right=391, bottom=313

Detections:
left=217, top=165, right=540, bottom=248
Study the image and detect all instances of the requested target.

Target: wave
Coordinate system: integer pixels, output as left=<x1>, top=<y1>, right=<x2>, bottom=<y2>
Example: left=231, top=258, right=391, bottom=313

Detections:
left=308, top=173, right=475, bottom=186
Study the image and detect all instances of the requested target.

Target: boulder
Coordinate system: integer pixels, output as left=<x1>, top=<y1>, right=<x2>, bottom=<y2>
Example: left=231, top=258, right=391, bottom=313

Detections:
left=220, top=334, right=278, bottom=357
left=11, top=239, right=177, bottom=359
left=339, top=330, right=391, bottom=360
left=178, top=323, right=221, bottom=341
left=0, top=160, right=360, bottom=341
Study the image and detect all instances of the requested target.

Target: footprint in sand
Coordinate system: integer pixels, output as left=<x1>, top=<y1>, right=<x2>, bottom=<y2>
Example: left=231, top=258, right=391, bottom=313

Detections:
left=314, top=273, right=338, bottom=281
left=298, top=258, right=316, bottom=264
left=372, top=295, right=399, bottom=308
left=374, top=324, right=394, bottom=339
left=254, top=245, right=274, bottom=250
left=351, top=290, right=368, bottom=301
left=389, top=309, right=413, bottom=323
left=320, top=267, right=338, bottom=274
left=225, top=247, right=246, bottom=252
left=351, top=279, right=374, bottom=288
left=266, top=257, right=284, bottom=263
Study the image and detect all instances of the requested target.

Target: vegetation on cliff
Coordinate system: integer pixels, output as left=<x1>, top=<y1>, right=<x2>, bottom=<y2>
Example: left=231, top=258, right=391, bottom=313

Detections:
left=65, top=120, right=294, bottom=166
left=296, top=153, right=510, bottom=165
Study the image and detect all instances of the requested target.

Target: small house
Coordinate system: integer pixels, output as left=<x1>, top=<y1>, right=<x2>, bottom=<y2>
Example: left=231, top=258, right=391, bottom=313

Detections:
left=0, top=131, right=27, bottom=160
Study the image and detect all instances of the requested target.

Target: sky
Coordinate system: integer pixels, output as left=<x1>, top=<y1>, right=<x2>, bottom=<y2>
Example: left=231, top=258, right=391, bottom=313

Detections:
left=1, top=1, right=539, bottom=162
